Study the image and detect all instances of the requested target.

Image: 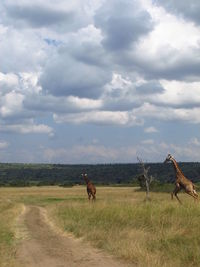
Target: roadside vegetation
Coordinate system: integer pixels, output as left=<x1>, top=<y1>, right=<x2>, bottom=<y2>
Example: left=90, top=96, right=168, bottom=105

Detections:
left=0, top=198, right=21, bottom=267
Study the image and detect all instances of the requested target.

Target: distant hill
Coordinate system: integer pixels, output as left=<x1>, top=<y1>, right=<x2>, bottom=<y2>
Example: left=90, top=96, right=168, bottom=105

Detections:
left=0, top=162, right=200, bottom=186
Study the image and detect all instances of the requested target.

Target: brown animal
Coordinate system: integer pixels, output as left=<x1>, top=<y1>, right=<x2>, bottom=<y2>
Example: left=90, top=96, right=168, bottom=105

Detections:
left=164, top=154, right=198, bottom=204
left=82, top=173, right=96, bottom=201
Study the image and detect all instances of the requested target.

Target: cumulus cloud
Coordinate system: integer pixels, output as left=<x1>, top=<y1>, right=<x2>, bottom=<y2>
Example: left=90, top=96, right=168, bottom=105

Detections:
left=155, top=80, right=200, bottom=108
left=135, top=81, right=164, bottom=95
left=0, top=72, right=19, bottom=93
left=0, top=122, right=54, bottom=136
left=0, top=28, right=47, bottom=73
left=131, top=46, right=200, bottom=80
left=123, top=5, right=200, bottom=81
left=1, top=0, right=200, bottom=163
left=53, top=110, right=143, bottom=126
left=40, top=36, right=112, bottom=98
left=101, top=74, right=166, bottom=112
left=154, top=0, right=200, bottom=25
left=0, top=91, right=24, bottom=118
left=39, top=98, right=187, bottom=130
left=0, top=72, right=42, bottom=121
left=1, top=0, right=92, bottom=32
left=0, top=72, right=54, bottom=136
left=133, top=102, right=200, bottom=124
left=6, top=5, right=74, bottom=29
left=24, top=94, right=103, bottom=114
left=95, top=0, right=154, bottom=51
left=167, top=142, right=200, bottom=162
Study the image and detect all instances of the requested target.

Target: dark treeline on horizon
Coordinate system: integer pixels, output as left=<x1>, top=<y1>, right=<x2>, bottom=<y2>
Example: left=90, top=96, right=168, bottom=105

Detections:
left=0, top=162, right=200, bottom=187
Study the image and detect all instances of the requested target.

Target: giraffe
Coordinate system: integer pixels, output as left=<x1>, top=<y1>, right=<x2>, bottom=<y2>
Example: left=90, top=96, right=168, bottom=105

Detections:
left=164, top=154, right=198, bottom=204
left=82, top=173, right=96, bottom=201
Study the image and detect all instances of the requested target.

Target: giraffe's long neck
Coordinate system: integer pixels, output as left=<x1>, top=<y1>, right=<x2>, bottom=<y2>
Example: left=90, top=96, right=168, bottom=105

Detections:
left=84, top=176, right=90, bottom=184
left=171, top=158, right=184, bottom=176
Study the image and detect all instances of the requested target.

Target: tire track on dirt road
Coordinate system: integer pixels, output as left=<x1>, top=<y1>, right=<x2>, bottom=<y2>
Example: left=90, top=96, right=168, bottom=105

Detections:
left=16, top=206, right=134, bottom=267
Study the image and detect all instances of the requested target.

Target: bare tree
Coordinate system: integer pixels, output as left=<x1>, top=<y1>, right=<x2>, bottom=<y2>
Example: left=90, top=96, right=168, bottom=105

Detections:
left=137, top=157, right=153, bottom=201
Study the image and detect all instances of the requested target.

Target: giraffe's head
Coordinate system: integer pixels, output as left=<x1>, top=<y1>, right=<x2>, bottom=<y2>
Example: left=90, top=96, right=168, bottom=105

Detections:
left=81, top=173, right=88, bottom=179
left=81, top=173, right=89, bottom=184
left=164, top=154, right=174, bottom=163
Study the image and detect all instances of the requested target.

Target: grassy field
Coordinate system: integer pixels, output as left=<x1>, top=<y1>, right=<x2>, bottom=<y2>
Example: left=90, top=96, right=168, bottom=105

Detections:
left=1, top=186, right=200, bottom=267
left=0, top=199, right=22, bottom=267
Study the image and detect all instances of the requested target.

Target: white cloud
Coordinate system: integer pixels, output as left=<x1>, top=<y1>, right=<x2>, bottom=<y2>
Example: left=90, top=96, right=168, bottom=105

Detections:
left=67, top=96, right=102, bottom=110
left=0, top=122, right=54, bottom=136
left=53, top=110, right=143, bottom=126
left=0, top=91, right=25, bottom=118
left=19, top=72, right=42, bottom=94
left=153, top=0, right=200, bottom=26
left=42, top=139, right=200, bottom=163
left=189, top=137, right=200, bottom=146
left=133, top=102, right=200, bottom=124
left=0, top=72, right=19, bottom=92
left=40, top=45, right=112, bottom=99
left=144, top=126, right=158, bottom=133
left=24, top=94, right=102, bottom=114
left=0, top=28, right=47, bottom=73
left=154, top=80, right=200, bottom=107
left=141, top=139, right=154, bottom=145
left=0, top=141, right=9, bottom=149
left=137, top=139, right=200, bottom=162
left=1, top=0, right=93, bottom=32
left=1, top=0, right=200, bottom=163
left=94, top=0, right=154, bottom=51
left=1, top=0, right=200, bottom=127
left=126, top=2, right=200, bottom=80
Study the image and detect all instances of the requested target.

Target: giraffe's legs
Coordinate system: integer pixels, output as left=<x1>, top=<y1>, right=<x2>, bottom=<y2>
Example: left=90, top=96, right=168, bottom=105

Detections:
left=186, top=191, right=198, bottom=201
left=174, top=193, right=182, bottom=204
left=92, top=193, right=96, bottom=201
left=172, top=185, right=182, bottom=204
left=88, top=192, right=91, bottom=201
left=171, top=184, right=180, bottom=200
left=193, top=189, right=198, bottom=199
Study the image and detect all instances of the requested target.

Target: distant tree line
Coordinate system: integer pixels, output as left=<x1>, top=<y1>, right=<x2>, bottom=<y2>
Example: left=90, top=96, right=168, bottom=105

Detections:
left=0, top=162, right=200, bottom=187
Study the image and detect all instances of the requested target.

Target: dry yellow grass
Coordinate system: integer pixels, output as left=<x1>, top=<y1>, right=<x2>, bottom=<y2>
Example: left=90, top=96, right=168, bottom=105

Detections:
left=0, top=186, right=200, bottom=267
left=47, top=187, right=200, bottom=267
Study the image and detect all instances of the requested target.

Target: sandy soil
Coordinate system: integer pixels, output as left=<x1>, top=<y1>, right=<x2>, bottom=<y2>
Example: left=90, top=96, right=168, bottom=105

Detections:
left=16, top=206, right=134, bottom=267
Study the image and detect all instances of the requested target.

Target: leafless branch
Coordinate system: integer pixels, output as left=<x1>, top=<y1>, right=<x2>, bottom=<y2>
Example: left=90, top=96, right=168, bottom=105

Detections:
left=137, top=157, right=153, bottom=201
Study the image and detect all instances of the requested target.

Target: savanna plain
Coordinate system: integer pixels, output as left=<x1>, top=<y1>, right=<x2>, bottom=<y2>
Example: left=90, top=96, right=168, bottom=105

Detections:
left=1, top=186, right=200, bottom=267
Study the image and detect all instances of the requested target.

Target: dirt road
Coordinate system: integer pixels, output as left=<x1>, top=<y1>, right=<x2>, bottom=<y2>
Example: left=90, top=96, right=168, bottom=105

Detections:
left=16, top=206, right=134, bottom=267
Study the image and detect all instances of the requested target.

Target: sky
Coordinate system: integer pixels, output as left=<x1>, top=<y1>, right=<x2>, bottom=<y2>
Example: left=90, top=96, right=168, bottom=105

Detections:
left=1, top=0, right=200, bottom=163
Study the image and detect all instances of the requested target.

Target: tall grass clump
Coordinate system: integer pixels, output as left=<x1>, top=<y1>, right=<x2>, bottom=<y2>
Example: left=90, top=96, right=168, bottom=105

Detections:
left=51, top=190, right=200, bottom=267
